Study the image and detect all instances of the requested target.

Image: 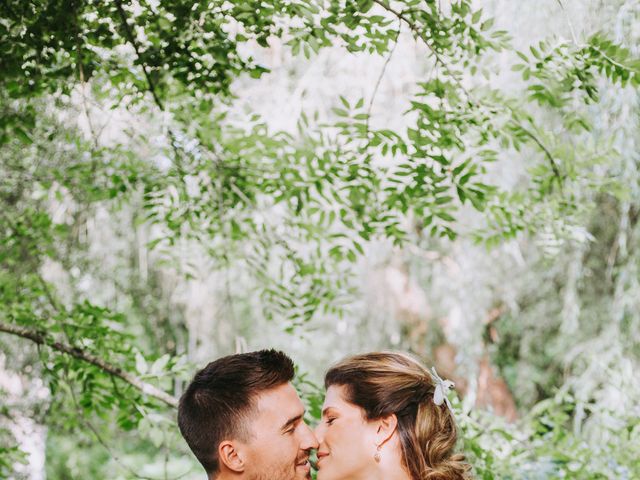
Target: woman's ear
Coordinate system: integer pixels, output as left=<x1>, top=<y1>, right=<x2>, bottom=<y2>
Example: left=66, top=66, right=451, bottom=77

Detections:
left=218, top=440, right=245, bottom=473
left=375, top=413, right=398, bottom=447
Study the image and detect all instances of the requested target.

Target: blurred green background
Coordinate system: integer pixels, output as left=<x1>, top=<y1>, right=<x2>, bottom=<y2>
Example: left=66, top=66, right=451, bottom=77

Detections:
left=1, top=0, right=639, bottom=478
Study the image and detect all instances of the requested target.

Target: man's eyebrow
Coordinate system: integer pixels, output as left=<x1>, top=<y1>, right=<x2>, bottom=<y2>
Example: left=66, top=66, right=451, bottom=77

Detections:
left=280, top=412, right=304, bottom=431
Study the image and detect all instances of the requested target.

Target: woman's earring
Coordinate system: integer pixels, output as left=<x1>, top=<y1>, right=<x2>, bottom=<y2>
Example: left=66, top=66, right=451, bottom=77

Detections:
left=374, top=445, right=381, bottom=463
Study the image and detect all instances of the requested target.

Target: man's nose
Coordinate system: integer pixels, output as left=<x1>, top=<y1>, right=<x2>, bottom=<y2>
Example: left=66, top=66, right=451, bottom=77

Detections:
left=300, top=422, right=319, bottom=450
left=313, top=422, right=325, bottom=443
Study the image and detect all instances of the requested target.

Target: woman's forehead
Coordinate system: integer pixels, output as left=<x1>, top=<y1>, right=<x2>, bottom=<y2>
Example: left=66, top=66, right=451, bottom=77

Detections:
left=322, top=385, right=355, bottom=410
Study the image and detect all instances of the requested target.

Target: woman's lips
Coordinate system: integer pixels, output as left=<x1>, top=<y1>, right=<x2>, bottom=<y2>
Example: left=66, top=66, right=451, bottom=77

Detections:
left=316, top=452, right=329, bottom=465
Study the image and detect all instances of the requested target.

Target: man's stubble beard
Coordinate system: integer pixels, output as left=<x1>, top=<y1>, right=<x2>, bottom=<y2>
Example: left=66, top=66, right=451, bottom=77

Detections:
left=247, top=462, right=300, bottom=480
left=247, top=450, right=311, bottom=480
left=248, top=473, right=309, bottom=480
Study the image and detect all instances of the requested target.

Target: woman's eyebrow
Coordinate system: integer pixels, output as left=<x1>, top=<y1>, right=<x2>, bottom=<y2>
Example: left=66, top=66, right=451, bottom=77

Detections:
left=321, top=407, right=336, bottom=417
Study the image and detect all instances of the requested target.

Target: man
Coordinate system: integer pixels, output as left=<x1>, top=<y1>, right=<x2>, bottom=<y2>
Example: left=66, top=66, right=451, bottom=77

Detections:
left=178, top=349, right=318, bottom=480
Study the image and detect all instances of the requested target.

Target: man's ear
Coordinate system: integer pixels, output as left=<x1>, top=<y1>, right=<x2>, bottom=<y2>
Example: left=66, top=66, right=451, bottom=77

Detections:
left=218, top=440, right=246, bottom=473
left=375, top=413, right=398, bottom=447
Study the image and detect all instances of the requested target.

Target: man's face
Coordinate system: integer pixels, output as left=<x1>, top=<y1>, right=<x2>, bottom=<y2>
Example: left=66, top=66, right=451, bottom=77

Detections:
left=241, top=383, right=318, bottom=480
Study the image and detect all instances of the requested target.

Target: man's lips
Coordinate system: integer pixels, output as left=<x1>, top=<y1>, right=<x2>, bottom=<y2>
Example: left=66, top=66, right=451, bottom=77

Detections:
left=296, top=458, right=311, bottom=474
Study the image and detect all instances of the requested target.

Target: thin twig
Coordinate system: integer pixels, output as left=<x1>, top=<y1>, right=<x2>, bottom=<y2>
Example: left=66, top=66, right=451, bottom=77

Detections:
left=63, top=372, right=164, bottom=480
left=512, top=122, right=563, bottom=186
left=372, top=0, right=473, bottom=100
left=63, top=369, right=192, bottom=480
left=372, top=0, right=564, bottom=187
left=75, top=50, right=99, bottom=149
left=113, top=0, right=186, bottom=172
left=555, top=0, right=579, bottom=44
left=0, top=321, right=178, bottom=408
left=114, top=0, right=165, bottom=112
left=590, top=46, right=634, bottom=71
left=366, top=21, right=402, bottom=136
left=71, top=4, right=101, bottom=153
left=216, top=173, right=238, bottom=325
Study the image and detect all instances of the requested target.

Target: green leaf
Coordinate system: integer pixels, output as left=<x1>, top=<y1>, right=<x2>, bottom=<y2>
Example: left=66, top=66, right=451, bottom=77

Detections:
left=14, top=127, right=33, bottom=144
left=530, top=46, right=541, bottom=59
left=481, top=18, right=494, bottom=31
left=135, top=352, right=148, bottom=376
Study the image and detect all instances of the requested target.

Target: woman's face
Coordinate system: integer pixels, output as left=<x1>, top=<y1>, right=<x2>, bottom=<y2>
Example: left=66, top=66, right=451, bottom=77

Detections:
left=314, top=385, right=378, bottom=480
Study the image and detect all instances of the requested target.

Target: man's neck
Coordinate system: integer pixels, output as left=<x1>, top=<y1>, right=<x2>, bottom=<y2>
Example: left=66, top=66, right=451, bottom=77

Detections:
left=210, top=472, right=238, bottom=480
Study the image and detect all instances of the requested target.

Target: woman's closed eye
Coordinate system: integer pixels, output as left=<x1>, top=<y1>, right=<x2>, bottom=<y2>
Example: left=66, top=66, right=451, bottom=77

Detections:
left=325, top=417, right=336, bottom=426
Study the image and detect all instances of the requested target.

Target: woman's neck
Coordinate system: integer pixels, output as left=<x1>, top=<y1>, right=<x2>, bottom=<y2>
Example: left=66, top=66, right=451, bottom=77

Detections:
left=373, top=446, right=413, bottom=480
left=373, top=466, right=413, bottom=480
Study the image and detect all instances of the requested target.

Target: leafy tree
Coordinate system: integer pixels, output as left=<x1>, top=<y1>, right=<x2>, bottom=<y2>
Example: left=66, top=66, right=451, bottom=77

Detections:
left=1, top=0, right=639, bottom=478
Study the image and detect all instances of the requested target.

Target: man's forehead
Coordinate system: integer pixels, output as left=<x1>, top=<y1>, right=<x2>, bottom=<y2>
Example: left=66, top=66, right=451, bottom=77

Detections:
left=255, top=383, right=304, bottom=417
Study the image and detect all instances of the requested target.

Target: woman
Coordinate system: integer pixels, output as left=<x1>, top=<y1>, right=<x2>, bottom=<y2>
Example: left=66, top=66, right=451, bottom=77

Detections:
left=314, top=352, right=470, bottom=480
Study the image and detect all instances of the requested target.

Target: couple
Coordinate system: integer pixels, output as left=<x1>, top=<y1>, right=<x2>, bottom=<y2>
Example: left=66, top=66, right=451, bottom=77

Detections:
left=178, top=350, right=470, bottom=480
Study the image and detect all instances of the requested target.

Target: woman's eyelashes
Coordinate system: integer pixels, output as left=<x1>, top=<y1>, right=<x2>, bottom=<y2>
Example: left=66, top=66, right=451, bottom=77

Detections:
left=325, top=417, right=336, bottom=426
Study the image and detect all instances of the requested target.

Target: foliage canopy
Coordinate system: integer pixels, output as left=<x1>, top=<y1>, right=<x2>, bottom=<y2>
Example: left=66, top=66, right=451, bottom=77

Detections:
left=1, top=0, right=639, bottom=478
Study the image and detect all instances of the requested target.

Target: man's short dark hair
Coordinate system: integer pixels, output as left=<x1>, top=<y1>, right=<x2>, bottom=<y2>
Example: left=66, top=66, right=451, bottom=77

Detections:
left=177, top=349, right=295, bottom=476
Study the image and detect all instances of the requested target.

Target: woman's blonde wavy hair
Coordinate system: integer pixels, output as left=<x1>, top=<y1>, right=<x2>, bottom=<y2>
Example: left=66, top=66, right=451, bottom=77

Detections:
left=324, top=352, right=471, bottom=480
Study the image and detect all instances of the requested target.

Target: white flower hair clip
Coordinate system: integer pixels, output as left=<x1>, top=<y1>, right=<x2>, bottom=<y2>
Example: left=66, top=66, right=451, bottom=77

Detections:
left=429, top=367, right=455, bottom=413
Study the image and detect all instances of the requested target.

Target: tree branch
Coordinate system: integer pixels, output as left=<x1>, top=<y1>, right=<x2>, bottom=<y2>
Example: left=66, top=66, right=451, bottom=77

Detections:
left=0, top=321, right=178, bottom=409
left=114, top=0, right=165, bottom=112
